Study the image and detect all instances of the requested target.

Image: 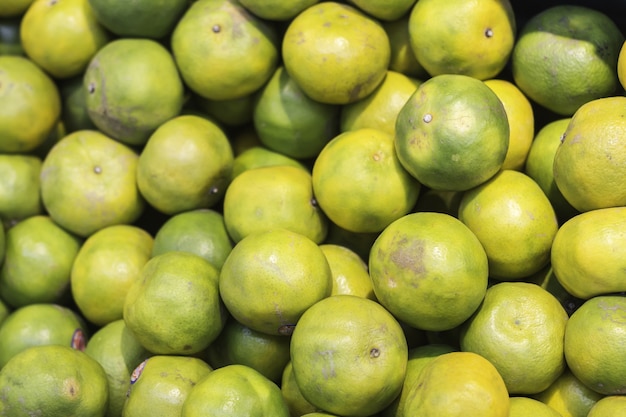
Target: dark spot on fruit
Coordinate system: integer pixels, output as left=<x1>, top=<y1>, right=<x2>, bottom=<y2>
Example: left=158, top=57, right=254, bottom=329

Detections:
left=49, top=0, right=57, bottom=5
left=370, top=347, right=380, bottom=358
left=183, top=344, right=192, bottom=351
left=278, top=324, right=295, bottom=335
left=88, top=83, right=95, bottom=94
left=390, top=237, right=427, bottom=282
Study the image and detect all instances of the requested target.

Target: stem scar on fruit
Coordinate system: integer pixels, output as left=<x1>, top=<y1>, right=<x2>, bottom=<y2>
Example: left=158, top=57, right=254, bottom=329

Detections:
left=485, top=28, right=494, bottom=38
left=93, top=165, right=102, bottom=174
left=212, top=24, right=221, bottom=33
left=423, top=113, right=433, bottom=123
left=370, top=347, right=380, bottom=358
left=88, top=83, right=95, bottom=94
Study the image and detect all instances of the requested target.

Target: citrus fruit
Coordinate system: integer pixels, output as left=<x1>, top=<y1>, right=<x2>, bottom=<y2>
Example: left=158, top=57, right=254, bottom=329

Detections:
left=282, top=1, right=390, bottom=104
left=84, top=319, right=151, bottom=417
left=40, top=129, right=145, bottom=237
left=151, top=208, right=233, bottom=271
left=618, top=41, right=626, bottom=90
left=20, top=0, right=110, bottom=79
left=219, top=228, right=332, bottom=336
left=564, top=295, right=626, bottom=395
left=181, top=364, right=290, bottom=417
left=280, top=361, right=321, bottom=416
left=312, top=128, right=421, bottom=233
left=484, top=78, right=535, bottom=171
left=123, top=251, right=225, bottom=355
left=551, top=207, right=626, bottom=299
left=0, top=154, right=43, bottom=226
left=0, top=303, right=86, bottom=368
left=395, top=73, right=509, bottom=191
left=0, top=17, right=24, bottom=55
left=0, top=55, right=61, bottom=153
left=203, top=317, right=291, bottom=384
left=509, top=396, right=564, bottom=417
left=458, top=169, right=559, bottom=279
left=0, top=344, right=109, bottom=417
left=524, top=118, right=579, bottom=224
left=347, top=0, right=416, bottom=21
left=238, top=0, right=318, bottom=21
left=553, top=96, right=626, bottom=212
left=369, top=212, right=488, bottom=332
left=340, top=71, right=422, bottom=137
left=0, top=215, right=82, bottom=308
left=319, top=243, right=376, bottom=300
left=382, top=15, right=429, bottom=80
left=194, top=93, right=255, bottom=128
left=136, top=114, right=234, bottom=215
left=534, top=369, right=604, bottom=417
left=460, top=282, right=568, bottom=394
left=58, top=75, right=97, bottom=133
left=0, top=0, right=34, bottom=17
left=123, top=355, right=212, bottom=417
left=253, top=66, right=340, bottom=160
left=230, top=146, right=308, bottom=181
left=87, top=0, right=188, bottom=39
left=223, top=165, right=328, bottom=244
left=408, top=0, right=516, bottom=80
left=381, top=343, right=457, bottom=417
left=402, top=351, right=510, bottom=417
left=83, top=38, right=185, bottom=146
left=587, top=395, right=626, bottom=417
left=171, top=0, right=279, bottom=101
left=290, top=295, right=408, bottom=416
left=71, top=224, right=153, bottom=327
left=511, top=5, right=624, bottom=116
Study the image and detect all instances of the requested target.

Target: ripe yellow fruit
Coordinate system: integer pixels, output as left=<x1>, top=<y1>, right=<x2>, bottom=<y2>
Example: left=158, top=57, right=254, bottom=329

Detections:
left=282, top=1, right=390, bottom=104
left=369, top=212, right=488, bottom=332
left=0, top=56, right=61, bottom=153
left=460, top=282, right=568, bottom=394
left=20, top=0, right=110, bottom=79
left=136, top=115, right=233, bottom=215
left=403, top=351, right=510, bottom=417
left=172, top=0, right=279, bottom=101
left=408, top=0, right=516, bottom=80
left=219, top=228, right=332, bottom=336
left=553, top=96, right=626, bottom=212
left=458, top=170, right=558, bottom=280
left=40, top=129, right=145, bottom=237
left=551, top=207, right=626, bottom=299
left=0, top=344, right=109, bottom=417
left=564, top=295, right=626, bottom=395
left=290, top=295, right=408, bottom=416
left=312, top=128, right=420, bottom=233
